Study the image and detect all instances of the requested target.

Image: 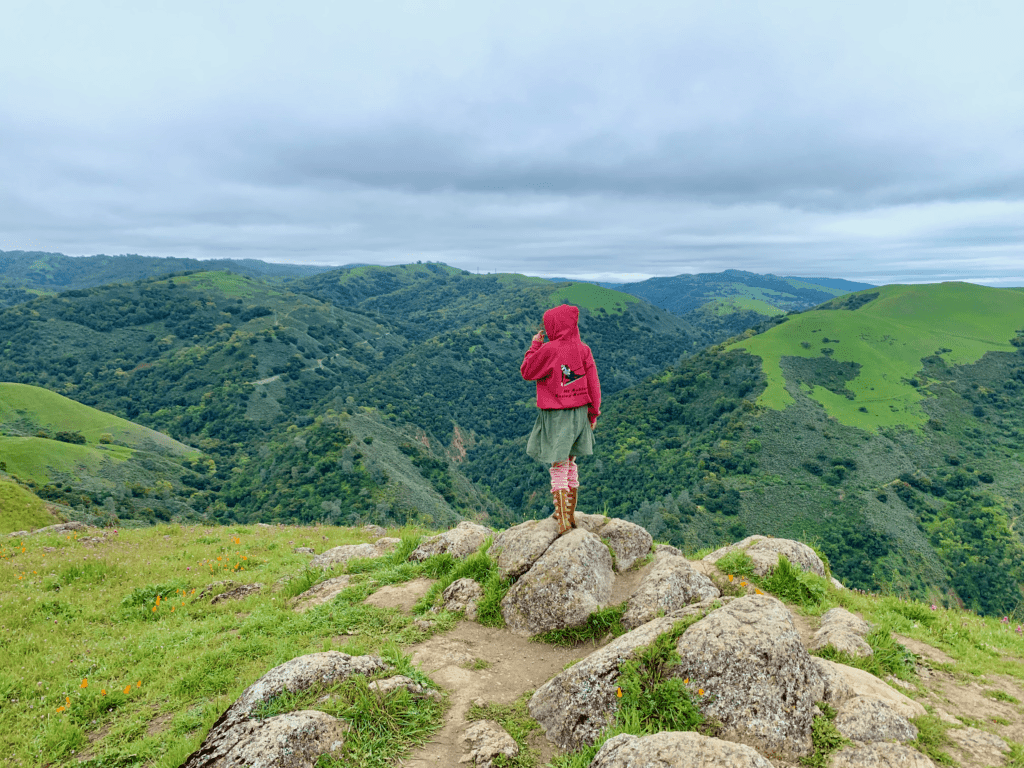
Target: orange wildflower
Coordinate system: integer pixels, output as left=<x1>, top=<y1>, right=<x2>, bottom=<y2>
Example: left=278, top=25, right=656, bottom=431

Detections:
left=616, top=687, right=623, bottom=698
left=101, top=689, right=107, bottom=696
left=123, top=684, right=131, bottom=695
left=80, top=678, right=88, bottom=688
left=698, top=688, right=704, bottom=695
left=727, top=574, right=734, bottom=582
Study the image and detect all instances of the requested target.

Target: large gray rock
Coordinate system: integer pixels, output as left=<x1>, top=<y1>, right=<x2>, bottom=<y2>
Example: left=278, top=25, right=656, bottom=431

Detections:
left=704, top=535, right=827, bottom=578
left=183, top=710, right=348, bottom=768
left=528, top=617, right=677, bottom=750
left=591, top=731, right=774, bottom=768
left=830, top=744, right=937, bottom=767
left=310, top=537, right=397, bottom=570
left=500, top=528, right=613, bottom=636
left=20, top=521, right=89, bottom=537
left=621, top=556, right=721, bottom=629
left=810, top=607, right=873, bottom=657
left=440, top=577, right=484, bottom=620
left=366, top=675, right=441, bottom=701
left=669, top=594, right=825, bottom=759
left=810, top=657, right=855, bottom=708
left=835, top=696, right=918, bottom=744
left=946, top=726, right=1009, bottom=763
left=599, top=518, right=653, bottom=572
left=408, top=521, right=490, bottom=562
left=460, top=720, right=519, bottom=768
left=490, top=517, right=559, bottom=579
left=813, top=659, right=925, bottom=719
left=210, top=583, right=263, bottom=605
left=290, top=575, right=352, bottom=613
left=182, top=653, right=387, bottom=767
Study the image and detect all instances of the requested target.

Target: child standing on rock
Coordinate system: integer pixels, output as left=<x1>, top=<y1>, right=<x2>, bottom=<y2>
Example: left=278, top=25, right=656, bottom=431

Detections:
left=520, top=304, right=601, bottom=535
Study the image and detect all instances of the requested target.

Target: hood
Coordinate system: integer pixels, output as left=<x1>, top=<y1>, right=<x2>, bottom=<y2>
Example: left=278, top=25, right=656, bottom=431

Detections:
left=543, top=304, right=581, bottom=342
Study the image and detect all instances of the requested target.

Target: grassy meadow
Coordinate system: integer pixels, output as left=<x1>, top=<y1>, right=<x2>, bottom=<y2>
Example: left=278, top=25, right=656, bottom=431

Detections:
left=0, top=479, right=58, bottom=532
left=728, top=282, right=1024, bottom=430
left=2, top=519, right=1024, bottom=767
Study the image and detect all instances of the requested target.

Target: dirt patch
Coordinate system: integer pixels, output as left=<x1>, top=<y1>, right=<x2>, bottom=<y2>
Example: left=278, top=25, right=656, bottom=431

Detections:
left=787, top=605, right=819, bottom=649
left=893, top=633, right=955, bottom=666
left=363, top=577, right=436, bottom=612
left=401, top=621, right=588, bottom=767
left=146, top=712, right=174, bottom=737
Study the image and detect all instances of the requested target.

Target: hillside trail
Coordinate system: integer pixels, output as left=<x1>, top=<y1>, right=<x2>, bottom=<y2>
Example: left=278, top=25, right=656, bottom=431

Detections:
left=369, top=568, right=651, bottom=768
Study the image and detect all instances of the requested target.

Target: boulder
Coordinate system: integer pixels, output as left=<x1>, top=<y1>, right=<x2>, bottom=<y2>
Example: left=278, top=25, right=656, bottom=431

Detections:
left=440, top=578, right=484, bottom=620
left=490, top=518, right=560, bottom=579
left=654, top=543, right=684, bottom=559
left=704, top=535, right=826, bottom=578
left=573, top=513, right=611, bottom=534
left=408, top=521, right=490, bottom=562
left=835, top=696, right=918, bottom=744
left=367, top=675, right=441, bottom=701
left=210, top=583, right=263, bottom=604
left=362, top=524, right=387, bottom=538
left=810, top=607, right=872, bottom=657
left=621, top=556, right=721, bottom=629
left=810, top=657, right=855, bottom=708
left=831, top=744, right=937, bottom=767
left=460, top=720, right=519, bottom=768
left=528, top=616, right=677, bottom=750
left=599, top=518, right=653, bottom=572
left=182, top=652, right=388, bottom=767
left=310, top=537, right=398, bottom=570
left=669, top=594, right=825, bottom=759
left=813, top=659, right=925, bottom=719
left=945, top=726, right=1009, bottom=763
left=500, top=528, right=613, bottom=636
left=182, top=709, right=348, bottom=768
left=591, top=731, right=774, bottom=768
left=24, top=521, right=89, bottom=537
left=194, top=581, right=236, bottom=602
left=290, top=575, right=352, bottom=613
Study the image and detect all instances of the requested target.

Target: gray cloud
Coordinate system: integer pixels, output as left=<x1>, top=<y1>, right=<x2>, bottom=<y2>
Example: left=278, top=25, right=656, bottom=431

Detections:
left=0, top=0, right=1022, bottom=283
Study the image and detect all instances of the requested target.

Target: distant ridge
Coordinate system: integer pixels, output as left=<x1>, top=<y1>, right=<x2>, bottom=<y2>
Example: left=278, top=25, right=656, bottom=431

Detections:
left=784, top=276, right=876, bottom=291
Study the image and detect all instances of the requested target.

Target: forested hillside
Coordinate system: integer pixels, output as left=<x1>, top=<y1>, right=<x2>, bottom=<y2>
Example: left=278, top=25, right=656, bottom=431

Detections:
left=0, top=265, right=704, bottom=530
left=2, top=263, right=1023, bottom=615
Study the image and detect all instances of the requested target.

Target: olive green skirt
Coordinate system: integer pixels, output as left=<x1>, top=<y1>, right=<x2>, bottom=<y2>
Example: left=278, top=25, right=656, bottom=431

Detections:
left=526, top=405, right=594, bottom=464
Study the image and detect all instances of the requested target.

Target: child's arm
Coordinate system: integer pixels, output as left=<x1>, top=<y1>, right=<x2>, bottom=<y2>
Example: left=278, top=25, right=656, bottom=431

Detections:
left=520, top=331, right=550, bottom=381
left=585, top=347, right=601, bottom=426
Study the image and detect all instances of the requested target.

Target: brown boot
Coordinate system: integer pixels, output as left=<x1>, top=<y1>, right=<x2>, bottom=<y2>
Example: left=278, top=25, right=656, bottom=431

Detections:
left=552, top=489, right=572, bottom=535
left=566, top=487, right=578, bottom=527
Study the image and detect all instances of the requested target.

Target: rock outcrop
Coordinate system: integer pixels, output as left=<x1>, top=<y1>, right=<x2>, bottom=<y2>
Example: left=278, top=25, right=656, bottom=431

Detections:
left=835, top=695, right=918, bottom=744
left=408, top=521, right=490, bottom=562
left=490, top=517, right=560, bottom=580
left=813, top=658, right=925, bottom=719
left=831, top=743, right=937, bottom=767
left=528, top=617, right=677, bottom=750
left=621, top=555, right=720, bottom=629
left=669, top=594, right=825, bottom=759
left=210, top=583, right=263, bottom=604
left=598, top=518, right=653, bottom=572
left=704, top=535, right=827, bottom=578
left=809, top=607, right=873, bottom=657
left=500, top=528, right=613, bottom=635
left=182, top=652, right=388, bottom=768
left=459, top=720, right=519, bottom=768
left=439, top=578, right=484, bottom=620
left=591, top=731, right=774, bottom=768
left=310, top=538, right=399, bottom=570
left=290, top=575, right=352, bottom=613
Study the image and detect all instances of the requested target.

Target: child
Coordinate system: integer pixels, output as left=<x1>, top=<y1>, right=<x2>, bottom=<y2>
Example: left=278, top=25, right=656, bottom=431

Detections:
left=520, top=304, right=601, bottom=535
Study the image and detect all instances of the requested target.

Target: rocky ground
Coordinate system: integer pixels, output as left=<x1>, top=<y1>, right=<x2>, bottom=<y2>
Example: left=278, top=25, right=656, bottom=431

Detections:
left=175, top=522, right=1024, bottom=768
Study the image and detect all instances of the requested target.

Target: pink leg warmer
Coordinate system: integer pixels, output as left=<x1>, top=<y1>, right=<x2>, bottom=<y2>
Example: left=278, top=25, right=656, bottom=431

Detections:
left=549, top=460, right=570, bottom=492
left=566, top=457, right=579, bottom=489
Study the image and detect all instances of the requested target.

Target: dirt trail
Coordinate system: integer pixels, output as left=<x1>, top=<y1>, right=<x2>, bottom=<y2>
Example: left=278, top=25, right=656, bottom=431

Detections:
left=401, top=622, right=586, bottom=767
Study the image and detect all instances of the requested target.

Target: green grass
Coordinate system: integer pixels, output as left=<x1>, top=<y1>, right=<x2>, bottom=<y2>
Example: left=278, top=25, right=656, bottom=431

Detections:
left=800, top=702, right=850, bottom=768
left=707, top=297, right=788, bottom=317
left=0, top=435, right=134, bottom=484
left=0, top=522, right=452, bottom=767
left=532, top=604, right=628, bottom=647
left=0, top=480, right=57, bottom=533
left=549, top=283, right=639, bottom=314
left=0, top=382, right=195, bottom=455
left=466, top=694, right=542, bottom=768
left=727, top=282, right=1024, bottom=430
left=910, top=714, right=957, bottom=766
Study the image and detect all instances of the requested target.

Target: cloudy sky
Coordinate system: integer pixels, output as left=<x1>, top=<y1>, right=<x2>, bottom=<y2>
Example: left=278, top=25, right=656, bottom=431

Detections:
left=2, top=1, right=1022, bottom=284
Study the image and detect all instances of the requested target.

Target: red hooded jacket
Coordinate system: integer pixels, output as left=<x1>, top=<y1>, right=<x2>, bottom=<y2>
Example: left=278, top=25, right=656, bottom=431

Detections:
left=520, top=304, right=601, bottom=425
